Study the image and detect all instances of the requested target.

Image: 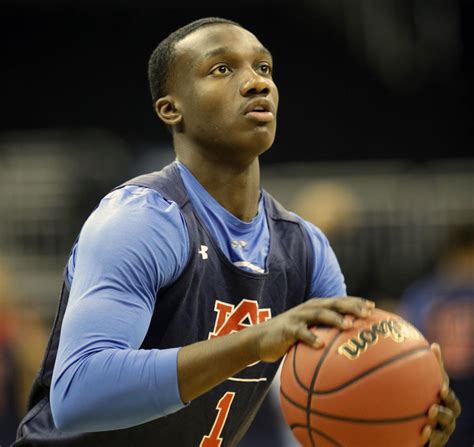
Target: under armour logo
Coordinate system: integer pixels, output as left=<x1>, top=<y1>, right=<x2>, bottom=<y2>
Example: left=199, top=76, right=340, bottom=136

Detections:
left=198, top=245, right=209, bottom=260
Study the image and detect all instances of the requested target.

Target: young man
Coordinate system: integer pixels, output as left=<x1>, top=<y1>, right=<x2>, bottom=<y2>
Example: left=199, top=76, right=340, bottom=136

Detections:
left=14, top=17, right=460, bottom=446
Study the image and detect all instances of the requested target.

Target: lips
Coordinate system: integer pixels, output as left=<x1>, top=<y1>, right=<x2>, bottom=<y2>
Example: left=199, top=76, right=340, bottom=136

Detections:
left=243, top=99, right=275, bottom=123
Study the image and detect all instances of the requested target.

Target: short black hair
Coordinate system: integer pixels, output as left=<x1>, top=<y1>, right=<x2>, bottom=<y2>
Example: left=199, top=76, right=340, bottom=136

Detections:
left=148, top=17, right=241, bottom=104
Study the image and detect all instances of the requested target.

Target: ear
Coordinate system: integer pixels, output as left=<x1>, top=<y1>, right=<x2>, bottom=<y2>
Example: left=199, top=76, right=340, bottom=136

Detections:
left=154, top=96, right=183, bottom=127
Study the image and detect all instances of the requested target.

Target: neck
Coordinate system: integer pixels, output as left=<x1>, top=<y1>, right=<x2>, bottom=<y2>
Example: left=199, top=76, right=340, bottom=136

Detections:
left=175, top=143, right=261, bottom=222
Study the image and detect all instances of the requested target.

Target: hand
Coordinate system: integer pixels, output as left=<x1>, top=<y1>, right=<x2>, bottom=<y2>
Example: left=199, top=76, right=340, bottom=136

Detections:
left=252, top=296, right=375, bottom=363
left=421, top=343, right=462, bottom=447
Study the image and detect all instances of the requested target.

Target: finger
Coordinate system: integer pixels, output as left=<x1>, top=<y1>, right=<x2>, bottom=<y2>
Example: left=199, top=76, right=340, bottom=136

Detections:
left=296, top=326, right=324, bottom=349
left=421, top=425, right=432, bottom=444
left=440, top=382, right=449, bottom=400
left=428, top=429, right=449, bottom=447
left=331, top=297, right=375, bottom=318
left=431, top=343, right=450, bottom=389
left=431, top=343, right=443, bottom=367
left=310, top=296, right=375, bottom=319
left=442, top=389, right=462, bottom=418
left=308, top=296, right=375, bottom=311
left=307, top=307, right=353, bottom=330
left=343, top=296, right=376, bottom=310
left=428, top=405, right=455, bottom=433
left=431, top=343, right=448, bottom=382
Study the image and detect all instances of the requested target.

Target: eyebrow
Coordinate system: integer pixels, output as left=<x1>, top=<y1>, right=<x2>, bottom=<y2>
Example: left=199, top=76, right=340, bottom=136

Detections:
left=202, top=45, right=273, bottom=60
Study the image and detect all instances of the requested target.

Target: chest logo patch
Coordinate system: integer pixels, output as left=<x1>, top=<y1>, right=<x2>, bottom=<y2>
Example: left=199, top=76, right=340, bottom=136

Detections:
left=209, top=299, right=272, bottom=339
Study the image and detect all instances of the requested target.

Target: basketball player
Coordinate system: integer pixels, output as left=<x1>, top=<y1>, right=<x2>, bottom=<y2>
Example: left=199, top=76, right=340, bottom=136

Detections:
left=14, top=17, right=460, bottom=446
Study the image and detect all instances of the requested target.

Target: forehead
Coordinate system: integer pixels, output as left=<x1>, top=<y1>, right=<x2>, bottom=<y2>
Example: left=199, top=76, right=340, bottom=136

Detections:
left=174, top=24, right=271, bottom=65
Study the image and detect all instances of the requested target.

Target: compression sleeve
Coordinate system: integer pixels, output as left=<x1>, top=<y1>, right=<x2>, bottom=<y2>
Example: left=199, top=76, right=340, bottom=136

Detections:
left=50, top=185, right=190, bottom=433
left=296, top=217, right=347, bottom=298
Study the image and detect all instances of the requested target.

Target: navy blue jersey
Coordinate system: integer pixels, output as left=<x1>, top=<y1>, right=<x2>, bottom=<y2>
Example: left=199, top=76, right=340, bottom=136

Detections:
left=14, top=163, right=313, bottom=446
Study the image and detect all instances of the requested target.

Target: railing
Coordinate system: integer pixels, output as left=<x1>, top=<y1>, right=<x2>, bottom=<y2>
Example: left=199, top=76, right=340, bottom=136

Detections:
left=0, top=133, right=472, bottom=317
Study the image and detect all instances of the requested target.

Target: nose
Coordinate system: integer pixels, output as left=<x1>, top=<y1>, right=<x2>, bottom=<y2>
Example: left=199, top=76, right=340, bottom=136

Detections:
left=240, top=71, right=271, bottom=97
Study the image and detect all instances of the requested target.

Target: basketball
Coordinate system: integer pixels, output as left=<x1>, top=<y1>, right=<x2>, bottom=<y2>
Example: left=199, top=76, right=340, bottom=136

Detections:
left=279, top=308, right=443, bottom=447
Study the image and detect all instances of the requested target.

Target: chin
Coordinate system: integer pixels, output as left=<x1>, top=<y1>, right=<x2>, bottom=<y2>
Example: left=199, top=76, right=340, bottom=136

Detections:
left=206, top=125, right=276, bottom=159
left=234, top=140, right=273, bottom=162
left=243, top=122, right=276, bottom=144
left=248, top=131, right=275, bottom=154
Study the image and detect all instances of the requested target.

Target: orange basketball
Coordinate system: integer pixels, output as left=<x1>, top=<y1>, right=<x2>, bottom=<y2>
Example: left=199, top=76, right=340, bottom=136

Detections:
left=279, top=308, right=443, bottom=447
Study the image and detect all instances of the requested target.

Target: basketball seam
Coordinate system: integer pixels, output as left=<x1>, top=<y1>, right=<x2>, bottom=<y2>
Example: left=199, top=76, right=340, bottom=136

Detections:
left=291, top=330, right=341, bottom=392
left=301, top=331, right=343, bottom=447
left=311, top=346, right=431, bottom=395
left=281, top=387, right=428, bottom=424
left=289, top=345, right=430, bottom=394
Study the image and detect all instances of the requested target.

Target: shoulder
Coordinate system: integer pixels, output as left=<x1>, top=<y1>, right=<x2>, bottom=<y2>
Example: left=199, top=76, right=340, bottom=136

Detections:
left=102, top=184, right=179, bottom=212
left=288, top=212, right=346, bottom=297
left=261, top=189, right=330, bottom=247
left=88, top=185, right=187, bottom=231
left=78, top=184, right=189, bottom=253
left=67, top=185, right=190, bottom=287
left=261, top=190, right=330, bottom=258
left=79, top=184, right=189, bottom=254
left=291, top=215, right=329, bottom=247
left=289, top=213, right=332, bottom=267
left=262, top=190, right=300, bottom=223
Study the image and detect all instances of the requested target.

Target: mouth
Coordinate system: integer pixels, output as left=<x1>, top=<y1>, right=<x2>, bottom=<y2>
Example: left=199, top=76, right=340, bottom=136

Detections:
left=243, top=99, right=275, bottom=123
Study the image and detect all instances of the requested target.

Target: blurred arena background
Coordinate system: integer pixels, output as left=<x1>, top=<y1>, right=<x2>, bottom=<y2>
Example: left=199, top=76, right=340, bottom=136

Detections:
left=1, top=1, right=473, bottom=446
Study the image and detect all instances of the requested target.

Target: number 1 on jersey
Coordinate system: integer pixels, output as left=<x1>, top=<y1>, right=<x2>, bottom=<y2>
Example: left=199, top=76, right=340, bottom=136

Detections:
left=200, top=392, right=235, bottom=447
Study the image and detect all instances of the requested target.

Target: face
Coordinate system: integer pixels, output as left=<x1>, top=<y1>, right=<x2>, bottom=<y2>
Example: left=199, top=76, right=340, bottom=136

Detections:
left=167, top=24, right=279, bottom=161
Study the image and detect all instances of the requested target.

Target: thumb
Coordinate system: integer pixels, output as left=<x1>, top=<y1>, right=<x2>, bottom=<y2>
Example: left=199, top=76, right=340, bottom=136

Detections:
left=431, top=342, right=443, bottom=367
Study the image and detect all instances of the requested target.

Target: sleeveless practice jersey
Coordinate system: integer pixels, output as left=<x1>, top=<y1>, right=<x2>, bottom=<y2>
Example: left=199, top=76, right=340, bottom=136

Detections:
left=14, top=163, right=319, bottom=446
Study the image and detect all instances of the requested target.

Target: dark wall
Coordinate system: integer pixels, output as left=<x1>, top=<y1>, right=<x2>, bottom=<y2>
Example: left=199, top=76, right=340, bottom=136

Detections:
left=1, top=1, right=473, bottom=164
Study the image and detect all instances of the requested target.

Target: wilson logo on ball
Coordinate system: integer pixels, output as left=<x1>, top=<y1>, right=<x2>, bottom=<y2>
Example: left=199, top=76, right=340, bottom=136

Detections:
left=337, top=318, right=421, bottom=360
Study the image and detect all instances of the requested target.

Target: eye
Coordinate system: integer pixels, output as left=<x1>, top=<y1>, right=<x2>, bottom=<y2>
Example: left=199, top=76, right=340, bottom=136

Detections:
left=211, top=64, right=232, bottom=76
left=258, top=63, right=273, bottom=75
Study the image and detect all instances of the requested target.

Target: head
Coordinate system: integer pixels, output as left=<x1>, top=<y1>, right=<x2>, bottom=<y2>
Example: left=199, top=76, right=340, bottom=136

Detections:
left=148, top=17, right=279, bottom=164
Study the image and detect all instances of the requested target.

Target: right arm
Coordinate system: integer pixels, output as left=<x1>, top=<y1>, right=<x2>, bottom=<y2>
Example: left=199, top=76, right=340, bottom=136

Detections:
left=177, top=296, right=374, bottom=402
left=51, top=186, right=190, bottom=432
